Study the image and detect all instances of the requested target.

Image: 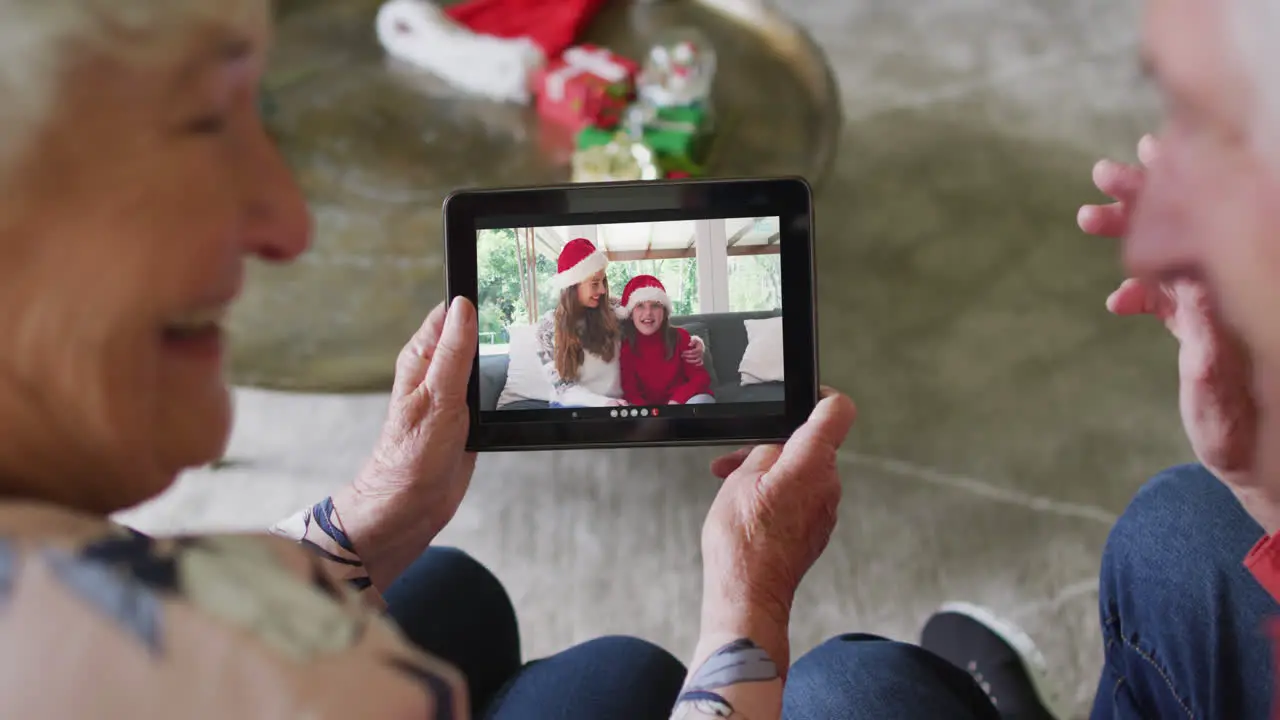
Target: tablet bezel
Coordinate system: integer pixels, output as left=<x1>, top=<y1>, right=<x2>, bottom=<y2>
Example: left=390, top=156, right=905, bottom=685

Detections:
left=443, top=176, right=819, bottom=452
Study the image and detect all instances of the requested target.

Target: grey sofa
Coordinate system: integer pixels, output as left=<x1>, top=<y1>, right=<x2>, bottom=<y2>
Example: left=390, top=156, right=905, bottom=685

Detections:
left=480, top=310, right=785, bottom=411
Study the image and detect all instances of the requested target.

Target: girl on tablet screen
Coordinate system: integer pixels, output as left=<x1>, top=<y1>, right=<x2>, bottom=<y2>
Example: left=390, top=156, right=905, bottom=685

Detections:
left=535, top=239, right=705, bottom=408
left=618, top=275, right=715, bottom=407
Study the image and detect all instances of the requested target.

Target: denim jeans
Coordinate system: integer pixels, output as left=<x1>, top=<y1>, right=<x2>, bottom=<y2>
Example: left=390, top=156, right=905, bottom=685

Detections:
left=386, top=549, right=996, bottom=718
left=1090, top=463, right=1277, bottom=719
left=383, top=547, right=686, bottom=719
left=780, top=465, right=1278, bottom=718
left=388, top=464, right=1278, bottom=719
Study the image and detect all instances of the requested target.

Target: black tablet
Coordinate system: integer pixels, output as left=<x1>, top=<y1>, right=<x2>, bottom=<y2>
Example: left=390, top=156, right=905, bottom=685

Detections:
left=443, top=176, right=818, bottom=452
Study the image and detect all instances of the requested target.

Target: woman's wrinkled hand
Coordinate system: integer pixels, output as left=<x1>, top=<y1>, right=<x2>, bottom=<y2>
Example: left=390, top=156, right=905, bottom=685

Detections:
left=698, top=390, right=856, bottom=667
left=331, top=296, right=478, bottom=590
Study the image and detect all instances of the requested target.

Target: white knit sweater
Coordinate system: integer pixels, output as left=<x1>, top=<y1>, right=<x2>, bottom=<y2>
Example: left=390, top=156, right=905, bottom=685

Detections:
left=534, top=305, right=623, bottom=406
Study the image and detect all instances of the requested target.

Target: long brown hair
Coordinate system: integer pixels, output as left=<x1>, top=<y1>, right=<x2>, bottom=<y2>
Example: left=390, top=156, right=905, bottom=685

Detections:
left=622, top=306, right=678, bottom=361
left=554, top=283, right=620, bottom=381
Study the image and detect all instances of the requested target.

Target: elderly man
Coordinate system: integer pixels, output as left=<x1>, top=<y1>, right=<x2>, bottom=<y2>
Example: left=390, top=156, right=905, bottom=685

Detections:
left=866, top=0, right=1280, bottom=718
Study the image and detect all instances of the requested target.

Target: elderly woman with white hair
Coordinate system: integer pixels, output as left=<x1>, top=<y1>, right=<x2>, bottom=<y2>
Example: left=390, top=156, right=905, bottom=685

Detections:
left=0, top=0, right=713, bottom=716
left=0, top=1, right=881, bottom=718
left=0, top=0, right=716, bottom=712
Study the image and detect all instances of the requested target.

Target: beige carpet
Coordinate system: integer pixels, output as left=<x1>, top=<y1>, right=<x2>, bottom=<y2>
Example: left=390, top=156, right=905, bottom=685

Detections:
left=115, top=0, right=1185, bottom=717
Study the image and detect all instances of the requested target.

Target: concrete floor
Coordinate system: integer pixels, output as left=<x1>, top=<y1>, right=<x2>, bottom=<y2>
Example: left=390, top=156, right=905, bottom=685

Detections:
left=115, top=0, right=1187, bottom=716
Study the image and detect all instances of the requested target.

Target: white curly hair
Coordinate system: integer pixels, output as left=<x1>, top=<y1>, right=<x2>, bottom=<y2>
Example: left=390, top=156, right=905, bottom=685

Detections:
left=0, top=0, right=267, bottom=188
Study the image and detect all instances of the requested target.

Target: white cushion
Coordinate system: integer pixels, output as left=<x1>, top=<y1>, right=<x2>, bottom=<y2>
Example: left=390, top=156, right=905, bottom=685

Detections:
left=496, top=324, right=552, bottom=407
left=738, top=316, right=785, bottom=385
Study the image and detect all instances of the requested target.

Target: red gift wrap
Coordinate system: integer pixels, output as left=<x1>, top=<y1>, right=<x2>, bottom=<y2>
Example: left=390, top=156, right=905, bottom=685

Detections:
left=535, top=44, right=639, bottom=130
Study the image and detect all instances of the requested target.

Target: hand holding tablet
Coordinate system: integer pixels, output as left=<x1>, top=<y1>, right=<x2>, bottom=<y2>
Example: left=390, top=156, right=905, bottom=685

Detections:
left=443, top=177, right=820, bottom=451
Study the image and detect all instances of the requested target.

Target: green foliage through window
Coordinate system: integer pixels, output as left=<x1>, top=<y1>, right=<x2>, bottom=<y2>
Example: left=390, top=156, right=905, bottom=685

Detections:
left=476, top=227, right=781, bottom=349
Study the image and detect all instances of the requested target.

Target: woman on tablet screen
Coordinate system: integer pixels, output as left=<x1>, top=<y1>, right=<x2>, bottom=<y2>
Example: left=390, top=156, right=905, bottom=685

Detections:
left=535, top=239, right=704, bottom=408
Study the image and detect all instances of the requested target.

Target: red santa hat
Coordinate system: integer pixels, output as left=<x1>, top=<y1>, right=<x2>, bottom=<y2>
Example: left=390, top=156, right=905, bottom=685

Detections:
left=375, top=0, right=608, bottom=104
left=551, top=237, right=609, bottom=290
left=619, top=275, right=672, bottom=318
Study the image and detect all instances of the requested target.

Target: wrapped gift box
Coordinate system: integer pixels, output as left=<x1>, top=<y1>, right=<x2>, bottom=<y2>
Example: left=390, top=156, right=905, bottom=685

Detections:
left=577, top=103, right=712, bottom=176
left=570, top=131, right=662, bottom=183
left=639, top=104, right=707, bottom=157
left=535, top=45, right=639, bottom=130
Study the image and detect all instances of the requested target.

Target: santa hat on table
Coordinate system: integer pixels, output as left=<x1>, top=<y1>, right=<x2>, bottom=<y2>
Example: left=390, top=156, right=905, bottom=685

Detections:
left=618, top=275, right=672, bottom=319
left=375, top=0, right=609, bottom=104
left=551, top=237, right=609, bottom=291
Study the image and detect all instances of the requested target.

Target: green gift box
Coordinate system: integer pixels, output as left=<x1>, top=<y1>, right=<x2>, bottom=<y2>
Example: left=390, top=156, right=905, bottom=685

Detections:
left=576, top=103, right=712, bottom=172
left=577, top=125, right=618, bottom=151
left=642, top=104, right=707, bottom=156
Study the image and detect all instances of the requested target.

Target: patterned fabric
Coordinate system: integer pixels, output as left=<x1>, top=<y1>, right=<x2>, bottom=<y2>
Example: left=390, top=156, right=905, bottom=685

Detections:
left=270, top=496, right=378, bottom=602
left=671, top=638, right=782, bottom=719
left=0, top=500, right=466, bottom=719
left=0, top=495, right=781, bottom=719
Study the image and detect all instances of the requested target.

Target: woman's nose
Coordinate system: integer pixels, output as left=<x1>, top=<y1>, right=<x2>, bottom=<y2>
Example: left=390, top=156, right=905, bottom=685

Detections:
left=236, top=120, right=312, bottom=263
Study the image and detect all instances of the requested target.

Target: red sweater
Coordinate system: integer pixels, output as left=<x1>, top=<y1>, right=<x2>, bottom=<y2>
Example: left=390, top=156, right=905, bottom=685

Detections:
left=1243, top=536, right=1280, bottom=718
left=619, top=327, right=712, bottom=406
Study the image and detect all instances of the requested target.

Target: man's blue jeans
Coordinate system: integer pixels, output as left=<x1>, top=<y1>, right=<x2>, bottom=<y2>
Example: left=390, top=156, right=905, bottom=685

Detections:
left=387, top=464, right=1277, bottom=718
left=1090, top=463, right=1276, bottom=718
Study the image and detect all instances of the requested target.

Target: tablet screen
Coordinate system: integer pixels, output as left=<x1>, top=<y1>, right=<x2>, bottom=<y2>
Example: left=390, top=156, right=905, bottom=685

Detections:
left=474, top=215, right=785, bottom=424
left=444, top=177, right=816, bottom=451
